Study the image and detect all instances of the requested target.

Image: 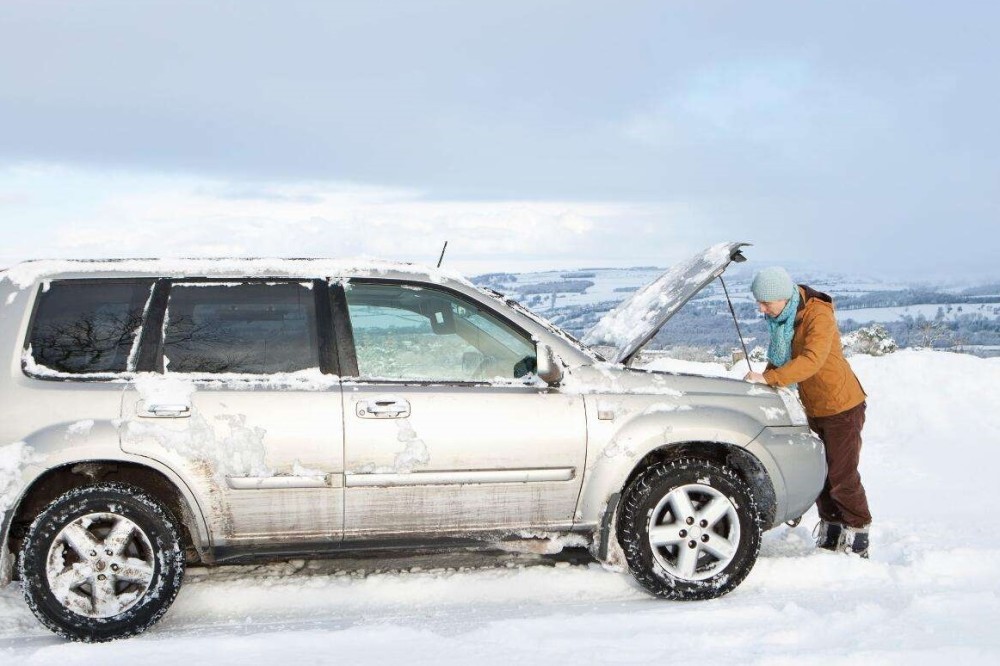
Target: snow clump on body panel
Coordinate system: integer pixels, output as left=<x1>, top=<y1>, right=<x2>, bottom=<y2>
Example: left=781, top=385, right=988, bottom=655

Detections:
left=0, top=442, right=44, bottom=515
left=163, top=369, right=338, bottom=391
left=759, top=406, right=785, bottom=421
left=352, top=422, right=431, bottom=475
left=124, top=375, right=272, bottom=479
left=642, top=403, right=692, bottom=415
left=134, top=373, right=195, bottom=407
left=65, top=420, right=96, bottom=439
left=559, top=364, right=686, bottom=396
left=291, top=461, right=325, bottom=477
left=392, top=422, right=430, bottom=473
left=22, top=347, right=129, bottom=382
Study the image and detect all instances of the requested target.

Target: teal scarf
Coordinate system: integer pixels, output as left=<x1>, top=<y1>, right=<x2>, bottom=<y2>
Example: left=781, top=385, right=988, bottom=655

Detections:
left=766, top=288, right=800, bottom=375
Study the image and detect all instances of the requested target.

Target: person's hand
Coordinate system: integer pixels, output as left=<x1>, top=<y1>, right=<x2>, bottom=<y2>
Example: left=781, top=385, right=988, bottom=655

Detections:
left=744, top=371, right=767, bottom=384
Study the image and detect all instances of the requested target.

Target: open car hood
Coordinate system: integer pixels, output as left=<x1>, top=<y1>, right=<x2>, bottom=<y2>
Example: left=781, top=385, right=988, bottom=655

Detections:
left=582, top=241, right=750, bottom=365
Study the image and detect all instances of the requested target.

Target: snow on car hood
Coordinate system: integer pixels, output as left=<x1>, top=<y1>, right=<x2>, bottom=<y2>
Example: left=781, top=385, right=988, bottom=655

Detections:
left=582, top=241, right=749, bottom=365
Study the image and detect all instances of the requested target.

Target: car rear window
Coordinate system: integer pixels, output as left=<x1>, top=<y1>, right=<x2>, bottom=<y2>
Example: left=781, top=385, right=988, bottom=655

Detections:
left=162, top=282, right=319, bottom=374
left=28, top=280, right=154, bottom=375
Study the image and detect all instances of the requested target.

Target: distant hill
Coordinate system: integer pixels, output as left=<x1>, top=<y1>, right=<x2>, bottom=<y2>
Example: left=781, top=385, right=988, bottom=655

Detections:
left=471, top=267, right=1000, bottom=359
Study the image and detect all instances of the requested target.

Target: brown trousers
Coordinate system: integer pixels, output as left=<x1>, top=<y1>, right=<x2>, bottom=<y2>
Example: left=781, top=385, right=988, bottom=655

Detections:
left=807, top=401, right=872, bottom=528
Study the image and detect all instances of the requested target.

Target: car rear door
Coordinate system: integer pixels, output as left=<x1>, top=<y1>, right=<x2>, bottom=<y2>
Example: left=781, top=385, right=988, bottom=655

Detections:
left=120, top=279, right=345, bottom=552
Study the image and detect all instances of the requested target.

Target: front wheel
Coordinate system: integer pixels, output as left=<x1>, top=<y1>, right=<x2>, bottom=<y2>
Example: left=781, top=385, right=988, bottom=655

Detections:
left=617, top=457, right=762, bottom=600
left=19, top=483, right=185, bottom=642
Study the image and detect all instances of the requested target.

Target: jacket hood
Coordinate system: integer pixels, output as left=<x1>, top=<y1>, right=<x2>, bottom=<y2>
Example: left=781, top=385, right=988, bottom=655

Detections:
left=582, top=241, right=750, bottom=365
left=800, top=284, right=832, bottom=303
left=796, top=284, right=833, bottom=318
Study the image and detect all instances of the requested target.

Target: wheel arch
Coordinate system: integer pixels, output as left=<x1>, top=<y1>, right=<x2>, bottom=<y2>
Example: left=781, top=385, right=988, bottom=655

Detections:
left=620, top=441, right=776, bottom=525
left=593, top=440, right=776, bottom=564
left=4, top=460, right=211, bottom=577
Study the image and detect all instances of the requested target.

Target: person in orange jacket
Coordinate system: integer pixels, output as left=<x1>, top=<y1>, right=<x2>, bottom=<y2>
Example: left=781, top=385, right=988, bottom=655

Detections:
left=744, top=267, right=871, bottom=557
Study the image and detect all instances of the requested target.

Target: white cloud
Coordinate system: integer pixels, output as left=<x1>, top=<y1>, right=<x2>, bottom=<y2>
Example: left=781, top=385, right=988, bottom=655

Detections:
left=0, top=164, right=705, bottom=274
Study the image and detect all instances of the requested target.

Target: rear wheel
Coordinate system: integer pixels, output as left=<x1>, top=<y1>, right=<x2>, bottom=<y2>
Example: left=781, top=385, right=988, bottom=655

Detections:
left=19, top=483, right=185, bottom=642
left=617, top=457, right=762, bottom=600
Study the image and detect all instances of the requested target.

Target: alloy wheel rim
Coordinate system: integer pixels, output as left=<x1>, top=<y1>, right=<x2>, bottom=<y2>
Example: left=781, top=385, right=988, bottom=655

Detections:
left=647, top=483, right=741, bottom=581
left=45, top=512, right=156, bottom=619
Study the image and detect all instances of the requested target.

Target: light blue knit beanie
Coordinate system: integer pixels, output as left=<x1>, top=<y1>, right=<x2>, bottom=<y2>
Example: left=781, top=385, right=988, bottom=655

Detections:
left=751, top=267, right=795, bottom=302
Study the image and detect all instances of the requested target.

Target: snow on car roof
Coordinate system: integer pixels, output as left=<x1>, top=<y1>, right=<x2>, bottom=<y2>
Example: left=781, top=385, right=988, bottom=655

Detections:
left=0, top=257, right=474, bottom=290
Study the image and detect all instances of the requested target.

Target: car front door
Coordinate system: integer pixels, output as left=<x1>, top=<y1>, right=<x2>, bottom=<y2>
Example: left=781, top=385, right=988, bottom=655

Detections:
left=120, top=279, right=344, bottom=552
left=336, top=279, right=587, bottom=540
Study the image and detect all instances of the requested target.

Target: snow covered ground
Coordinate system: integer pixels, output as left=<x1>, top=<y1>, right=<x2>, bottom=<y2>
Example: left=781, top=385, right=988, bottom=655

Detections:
left=2, top=350, right=999, bottom=664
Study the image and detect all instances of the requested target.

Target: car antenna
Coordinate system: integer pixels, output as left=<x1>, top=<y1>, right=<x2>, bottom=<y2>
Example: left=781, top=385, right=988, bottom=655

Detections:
left=436, top=241, right=449, bottom=268
left=718, top=250, right=753, bottom=373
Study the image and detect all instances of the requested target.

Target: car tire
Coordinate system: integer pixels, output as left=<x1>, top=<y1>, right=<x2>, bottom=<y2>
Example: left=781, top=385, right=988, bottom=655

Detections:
left=617, top=457, right=762, bottom=600
left=19, top=482, right=185, bottom=642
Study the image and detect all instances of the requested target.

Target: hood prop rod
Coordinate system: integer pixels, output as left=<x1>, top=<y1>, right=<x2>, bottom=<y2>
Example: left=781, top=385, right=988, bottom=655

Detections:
left=718, top=274, right=753, bottom=374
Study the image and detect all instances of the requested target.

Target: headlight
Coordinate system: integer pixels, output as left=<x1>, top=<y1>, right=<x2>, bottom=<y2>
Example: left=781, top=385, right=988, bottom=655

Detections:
left=777, top=387, right=808, bottom=426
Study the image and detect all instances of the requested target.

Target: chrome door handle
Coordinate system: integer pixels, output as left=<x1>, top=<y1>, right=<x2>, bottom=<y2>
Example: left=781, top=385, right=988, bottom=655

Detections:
left=357, top=398, right=410, bottom=419
left=141, top=403, right=192, bottom=418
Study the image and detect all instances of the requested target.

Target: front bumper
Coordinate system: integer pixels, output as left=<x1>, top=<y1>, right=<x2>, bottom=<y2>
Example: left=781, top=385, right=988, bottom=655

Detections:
left=746, top=426, right=827, bottom=528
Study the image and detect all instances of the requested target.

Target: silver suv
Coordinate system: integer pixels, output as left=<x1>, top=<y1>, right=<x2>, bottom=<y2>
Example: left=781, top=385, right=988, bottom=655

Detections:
left=0, top=243, right=825, bottom=641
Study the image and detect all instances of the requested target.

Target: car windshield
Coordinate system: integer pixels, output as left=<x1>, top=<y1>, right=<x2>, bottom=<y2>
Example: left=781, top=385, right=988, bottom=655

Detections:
left=479, top=287, right=607, bottom=362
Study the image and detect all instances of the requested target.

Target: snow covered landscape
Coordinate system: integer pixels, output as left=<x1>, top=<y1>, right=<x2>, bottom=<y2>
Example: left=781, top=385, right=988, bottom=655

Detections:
left=2, top=349, right=997, bottom=664
left=3, top=1, right=998, bottom=663
left=474, top=265, right=1000, bottom=357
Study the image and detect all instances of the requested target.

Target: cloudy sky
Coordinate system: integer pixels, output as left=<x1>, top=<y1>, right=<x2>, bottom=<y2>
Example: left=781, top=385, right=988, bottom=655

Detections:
left=0, top=1, right=996, bottom=280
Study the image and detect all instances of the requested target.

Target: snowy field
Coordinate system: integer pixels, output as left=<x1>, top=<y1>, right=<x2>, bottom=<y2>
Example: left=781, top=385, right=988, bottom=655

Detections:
left=2, top=350, right=999, bottom=664
left=838, top=302, right=1000, bottom=324
left=491, top=266, right=918, bottom=316
left=502, top=266, right=664, bottom=312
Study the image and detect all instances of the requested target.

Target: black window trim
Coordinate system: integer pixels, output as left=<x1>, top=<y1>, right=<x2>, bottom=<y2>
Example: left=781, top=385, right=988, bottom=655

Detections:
left=22, top=277, right=157, bottom=383
left=333, top=277, right=540, bottom=387
left=329, top=280, right=357, bottom=377
left=134, top=279, right=169, bottom=373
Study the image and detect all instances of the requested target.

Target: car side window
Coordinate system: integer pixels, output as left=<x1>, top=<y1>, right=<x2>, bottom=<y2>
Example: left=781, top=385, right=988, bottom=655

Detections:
left=162, top=282, right=319, bottom=374
left=344, top=282, right=536, bottom=382
left=28, top=280, right=154, bottom=375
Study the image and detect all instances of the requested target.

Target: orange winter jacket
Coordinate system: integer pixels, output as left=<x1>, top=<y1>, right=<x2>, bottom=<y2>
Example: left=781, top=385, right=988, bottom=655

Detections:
left=762, top=285, right=866, bottom=418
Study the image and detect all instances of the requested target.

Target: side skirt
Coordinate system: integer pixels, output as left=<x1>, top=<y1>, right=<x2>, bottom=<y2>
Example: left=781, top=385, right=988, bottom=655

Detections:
left=211, top=529, right=591, bottom=565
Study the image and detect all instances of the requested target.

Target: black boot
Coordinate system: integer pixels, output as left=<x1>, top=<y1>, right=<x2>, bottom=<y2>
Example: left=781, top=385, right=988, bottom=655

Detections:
left=842, top=526, right=870, bottom=558
left=815, top=520, right=843, bottom=551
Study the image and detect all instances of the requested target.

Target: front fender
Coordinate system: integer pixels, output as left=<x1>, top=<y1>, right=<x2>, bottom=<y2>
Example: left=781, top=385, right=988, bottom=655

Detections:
left=575, top=399, right=769, bottom=529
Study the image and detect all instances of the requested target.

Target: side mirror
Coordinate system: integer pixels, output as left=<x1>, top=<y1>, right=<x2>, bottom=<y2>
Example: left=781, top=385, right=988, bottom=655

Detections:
left=535, top=343, right=563, bottom=385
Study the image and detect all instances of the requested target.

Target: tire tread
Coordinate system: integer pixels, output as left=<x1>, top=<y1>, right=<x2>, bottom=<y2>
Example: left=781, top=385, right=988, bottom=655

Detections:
left=19, top=482, right=185, bottom=642
left=617, top=456, right=763, bottom=600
